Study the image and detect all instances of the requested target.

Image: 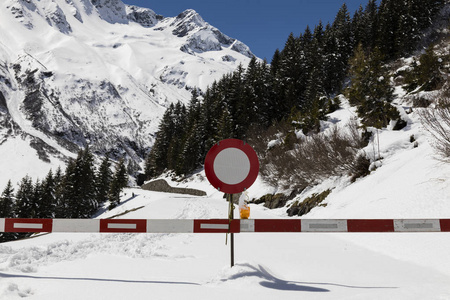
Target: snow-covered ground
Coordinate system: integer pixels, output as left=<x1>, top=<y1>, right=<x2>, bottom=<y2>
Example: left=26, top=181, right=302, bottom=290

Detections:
left=0, top=188, right=449, bottom=299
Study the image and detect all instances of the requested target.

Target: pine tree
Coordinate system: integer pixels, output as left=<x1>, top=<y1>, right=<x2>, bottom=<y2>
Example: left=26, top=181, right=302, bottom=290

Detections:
left=32, top=179, right=44, bottom=217
left=0, top=180, right=14, bottom=217
left=323, top=22, right=340, bottom=95
left=395, top=0, right=419, bottom=56
left=38, top=170, right=56, bottom=218
left=405, top=44, right=443, bottom=92
left=199, top=85, right=220, bottom=155
left=14, top=175, right=36, bottom=218
left=304, top=21, right=326, bottom=106
left=0, top=181, right=21, bottom=242
left=80, top=147, right=98, bottom=216
left=108, top=158, right=128, bottom=209
left=352, top=5, right=365, bottom=48
left=330, top=3, right=353, bottom=90
left=145, top=104, right=176, bottom=177
left=60, top=148, right=97, bottom=218
left=176, top=123, right=203, bottom=175
left=54, top=166, right=66, bottom=218
left=362, top=0, right=379, bottom=51
left=377, top=0, right=406, bottom=59
left=278, top=32, right=303, bottom=117
left=347, top=45, right=398, bottom=128
left=60, top=158, right=78, bottom=218
left=96, top=155, right=112, bottom=205
left=167, top=102, right=187, bottom=170
left=270, top=49, right=282, bottom=77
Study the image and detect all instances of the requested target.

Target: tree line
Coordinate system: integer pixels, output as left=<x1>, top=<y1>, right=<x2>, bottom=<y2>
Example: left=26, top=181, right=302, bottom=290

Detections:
left=144, top=0, right=447, bottom=178
left=0, top=147, right=128, bottom=242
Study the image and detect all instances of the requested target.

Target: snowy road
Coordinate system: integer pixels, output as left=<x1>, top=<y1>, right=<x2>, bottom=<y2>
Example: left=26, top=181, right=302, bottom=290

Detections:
left=1, top=189, right=449, bottom=299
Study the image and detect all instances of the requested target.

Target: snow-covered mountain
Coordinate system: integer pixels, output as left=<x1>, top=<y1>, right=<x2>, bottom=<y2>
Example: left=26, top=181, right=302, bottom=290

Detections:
left=0, top=0, right=254, bottom=185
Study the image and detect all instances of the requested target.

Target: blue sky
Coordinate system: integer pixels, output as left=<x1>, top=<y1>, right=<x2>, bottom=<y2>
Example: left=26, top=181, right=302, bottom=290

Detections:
left=123, top=0, right=373, bottom=61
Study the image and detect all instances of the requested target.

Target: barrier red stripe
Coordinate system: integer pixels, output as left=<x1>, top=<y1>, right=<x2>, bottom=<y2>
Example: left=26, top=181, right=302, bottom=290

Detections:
left=440, top=219, right=450, bottom=232
left=1, top=218, right=450, bottom=233
left=100, top=219, right=147, bottom=233
left=347, top=219, right=395, bottom=232
left=5, top=218, right=53, bottom=233
left=194, top=219, right=240, bottom=233
left=255, top=219, right=301, bottom=232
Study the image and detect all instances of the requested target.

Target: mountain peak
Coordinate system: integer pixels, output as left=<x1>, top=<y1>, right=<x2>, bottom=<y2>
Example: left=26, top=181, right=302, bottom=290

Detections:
left=171, top=9, right=207, bottom=37
left=126, top=5, right=163, bottom=28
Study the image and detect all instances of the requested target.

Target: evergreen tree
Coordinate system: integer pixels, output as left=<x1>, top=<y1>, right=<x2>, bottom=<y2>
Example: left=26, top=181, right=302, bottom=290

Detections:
left=167, top=102, right=187, bottom=170
left=0, top=181, right=22, bottom=243
left=108, top=158, right=128, bottom=209
left=270, top=49, right=282, bottom=77
left=405, top=44, right=443, bottom=92
left=362, top=0, right=379, bottom=51
left=60, top=148, right=97, bottom=218
left=14, top=175, right=36, bottom=218
left=176, top=123, right=203, bottom=175
left=352, top=5, right=366, bottom=48
left=330, top=3, right=353, bottom=90
left=278, top=32, right=303, bottom=117
left=377, top=0, right=406, bottom=59
left=305, top=22, right=326, bottom=105
left=60, top=158, right=78, bottom=218
left=187, top=89, right=202, bottom=126
left=347, top=45, right=398, bottom=128
left=323, top=22, right=340, bottom=95
left=82, top=147, right=98, bottom=216
left=395, top=0, right=419, bottom=56
left=96, top=155, right=112, bottom=205
left=38, top=170, right=56, bottom=218
left=145, top=104, right=176, bottom=177
left=0, top=180, right=14, bottom=217
left=32, top=179, right=44, bottom=217
left=54, top=166, right=66, bottom=218
left=199, top=84, right=220, bottom=155
left=417, top=0, right=445, bottom=31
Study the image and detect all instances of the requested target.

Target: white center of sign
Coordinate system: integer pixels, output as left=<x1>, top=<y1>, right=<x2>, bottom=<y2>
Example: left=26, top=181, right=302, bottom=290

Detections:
left=213, top=148, right=250, bottom=185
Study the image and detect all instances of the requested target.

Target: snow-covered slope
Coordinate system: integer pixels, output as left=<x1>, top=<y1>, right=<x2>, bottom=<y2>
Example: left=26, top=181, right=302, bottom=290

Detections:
left=0, top=0, right=253, bottom=186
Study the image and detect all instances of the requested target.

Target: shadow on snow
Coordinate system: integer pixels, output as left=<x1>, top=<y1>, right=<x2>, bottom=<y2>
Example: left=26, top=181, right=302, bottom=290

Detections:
left=0, top=272, right=199, bottom=286
left=222, top=263, right=398, bottom=292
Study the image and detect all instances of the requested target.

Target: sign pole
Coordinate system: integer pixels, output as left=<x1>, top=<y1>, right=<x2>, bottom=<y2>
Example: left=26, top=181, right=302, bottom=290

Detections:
left=204, top=139, right=260, bottom=269
left=228, top=193, right=235, bottom=268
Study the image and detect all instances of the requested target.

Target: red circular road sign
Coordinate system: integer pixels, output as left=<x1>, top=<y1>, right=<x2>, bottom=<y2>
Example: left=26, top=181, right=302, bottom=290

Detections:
left=204, top=139, right=259, bottom=194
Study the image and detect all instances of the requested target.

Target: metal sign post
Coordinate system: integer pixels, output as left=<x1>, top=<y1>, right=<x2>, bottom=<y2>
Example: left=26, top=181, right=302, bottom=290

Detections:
left=227, top=193, right=235, bottom=267
left=204, top=139, right=260, bottom=268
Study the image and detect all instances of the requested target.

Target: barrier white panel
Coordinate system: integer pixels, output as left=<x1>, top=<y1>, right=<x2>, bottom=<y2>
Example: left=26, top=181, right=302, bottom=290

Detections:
left=53, top=219, right=100, bottom=232
left=147, top=219, right=194, bottom=233
left=108, top=223, right=137, bottom=229
left=302, top=219, right=348, bottom=232
left=240, top=219, right=255, bottom=232
left=14, top=223, right=43, bottom=229
left=0, top=218, right=5, bottom=232
left=394, top=219, right=441, bottom=232
left=200, top=224, right=229, bottom=230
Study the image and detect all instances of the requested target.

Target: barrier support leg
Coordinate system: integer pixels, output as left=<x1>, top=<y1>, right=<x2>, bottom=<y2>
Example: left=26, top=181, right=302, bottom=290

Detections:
left=228, top=193, right=235, bottom=268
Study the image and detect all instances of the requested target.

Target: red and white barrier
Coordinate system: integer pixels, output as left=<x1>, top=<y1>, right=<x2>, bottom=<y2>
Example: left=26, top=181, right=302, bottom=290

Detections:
left=1, top=218, right=450, bottom=233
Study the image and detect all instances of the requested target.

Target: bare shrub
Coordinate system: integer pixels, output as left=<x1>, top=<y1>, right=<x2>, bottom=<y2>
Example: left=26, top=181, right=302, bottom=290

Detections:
left=259, top=119, right=366, bottom=190
left=419, top=86, right=450, bottom=161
